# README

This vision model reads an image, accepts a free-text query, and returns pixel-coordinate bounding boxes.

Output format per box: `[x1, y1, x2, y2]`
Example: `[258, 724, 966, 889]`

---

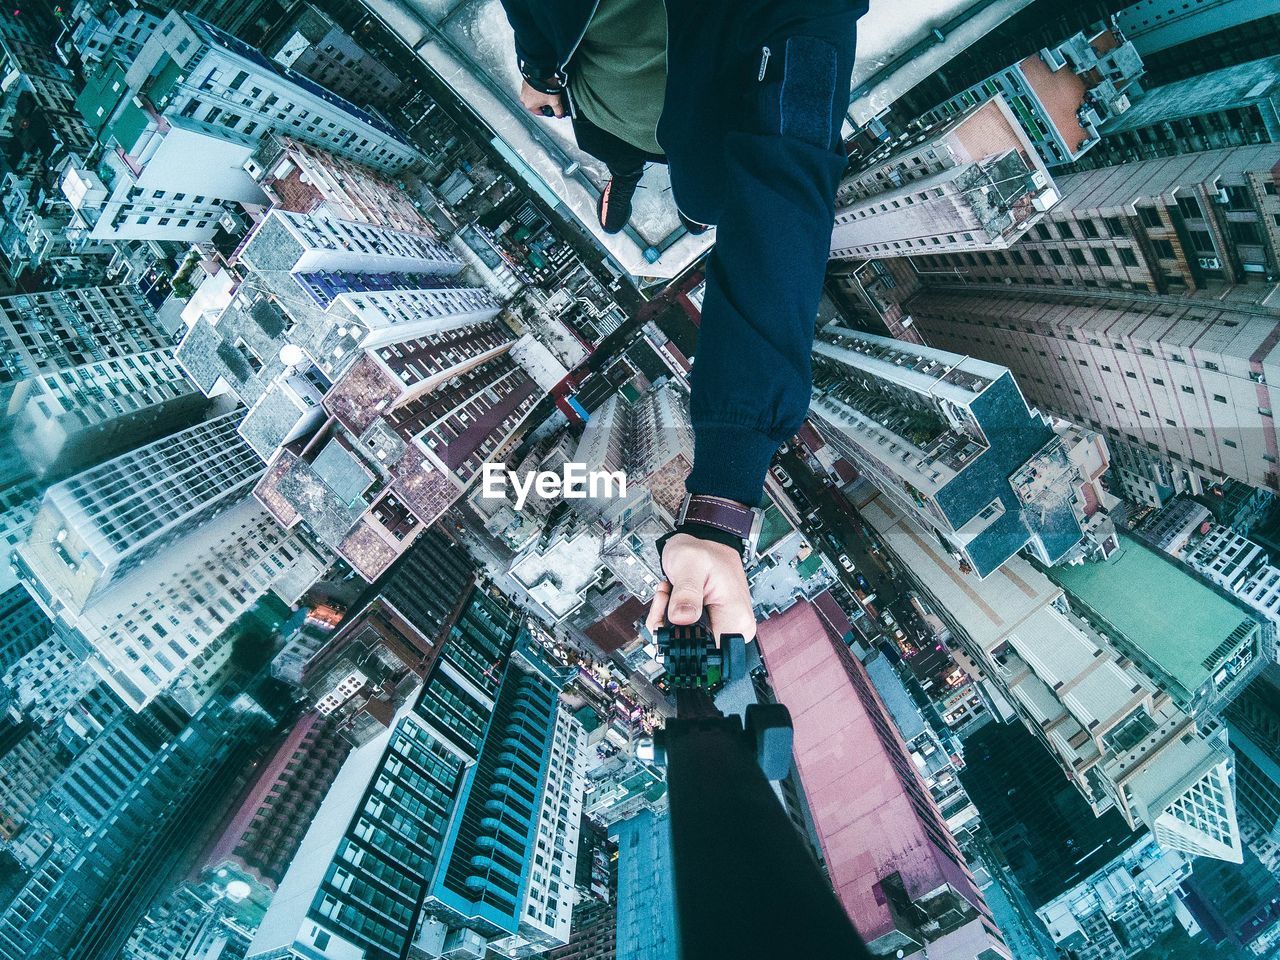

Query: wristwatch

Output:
[672, 494, 763, 563]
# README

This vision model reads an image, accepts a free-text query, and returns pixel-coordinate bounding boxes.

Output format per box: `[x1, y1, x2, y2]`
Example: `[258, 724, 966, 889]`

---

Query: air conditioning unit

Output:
[1198, 257, 1221, 270]
[1032, 188, 1060, 212]
[1030, 169, 1050, 190]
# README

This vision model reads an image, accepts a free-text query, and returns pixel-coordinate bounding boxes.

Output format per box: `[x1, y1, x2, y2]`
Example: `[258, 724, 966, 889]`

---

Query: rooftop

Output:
[1099, 54, 1280, 135]
[1047, 533, 1259, 700]
[756, 599, 981, 946]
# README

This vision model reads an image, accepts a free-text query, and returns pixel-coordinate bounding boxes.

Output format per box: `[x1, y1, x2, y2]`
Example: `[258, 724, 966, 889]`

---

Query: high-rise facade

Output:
[861, 496, 1253, 863]
[1062, 54, 1280, 172]
[905, 271, 1280, 505]
[262, 6, 405, 117]
[0, 286, 169, 408]
[247, 589, 587, 960]
[205, 711, 354, 888]
[830, 97, 1059, 261]
[8, 347, 210, 479]
[808, 326, 1105, 576]
[1224, 668, 1280, 846]
[247, 135, 428, 233]
[17, 493, 326, 711]
[572, 380, 693, 520]
[903, 144, 1280, 295]
[15, 412, 263, 613]
[298, 526, 477, 741]
[0, 689, 273, 960]
[1114, 0, 1280, 82]
[62, 10, 423, 243]
[754, 597, 1012, 958]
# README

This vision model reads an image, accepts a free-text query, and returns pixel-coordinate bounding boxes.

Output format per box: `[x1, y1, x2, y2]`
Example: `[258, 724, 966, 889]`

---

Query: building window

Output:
[1119, 247, 1138, 267]
[1151, 239, 1176, 258]
[1224, 185, 1252, 211]
[1175, 196, 1203, 219]
[1069, 248, 1087, 266]
[1138, 207, 1163, 228]
[1093, 248, 1112, 266]
[1057, 222, 1075, 240]
[1079, 219, 1099, 239]
[1049, 249, 1064, 265]
[1105, 216, 1124, 236]
[1214, 394, 1228, 404]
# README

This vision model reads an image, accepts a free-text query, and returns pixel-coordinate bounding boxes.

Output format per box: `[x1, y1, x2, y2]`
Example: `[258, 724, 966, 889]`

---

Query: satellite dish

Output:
[279, 344, 305, 367]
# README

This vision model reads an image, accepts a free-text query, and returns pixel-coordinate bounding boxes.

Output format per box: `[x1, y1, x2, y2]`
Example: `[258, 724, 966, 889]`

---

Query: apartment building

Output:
[919, 23, 1144, 167]
[863, 496, 1251, 863]
[808, 326, 1105, 576]
[906, 287, 1280, 506]
[831, 97, 1059, 261]
[903, 145, 1280, 293]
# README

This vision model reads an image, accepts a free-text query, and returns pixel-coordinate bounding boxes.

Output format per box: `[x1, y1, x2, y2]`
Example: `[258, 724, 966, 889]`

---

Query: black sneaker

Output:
[678, 209, 711, 236]
[598, 174, 640, 234]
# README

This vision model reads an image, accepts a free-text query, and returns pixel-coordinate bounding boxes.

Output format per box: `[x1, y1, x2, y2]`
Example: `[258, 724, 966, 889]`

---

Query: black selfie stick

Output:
[653, 622, 873, 960]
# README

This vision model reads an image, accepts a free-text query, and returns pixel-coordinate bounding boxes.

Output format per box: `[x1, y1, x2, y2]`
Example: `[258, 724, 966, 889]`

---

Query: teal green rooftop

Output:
[756, 503, 791, 554]
[1047, 533, 1259, 699]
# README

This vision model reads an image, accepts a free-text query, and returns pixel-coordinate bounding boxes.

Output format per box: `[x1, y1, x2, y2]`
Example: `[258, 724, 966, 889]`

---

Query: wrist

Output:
[522, 71, 564, 95]
[663, 522, 747, 558]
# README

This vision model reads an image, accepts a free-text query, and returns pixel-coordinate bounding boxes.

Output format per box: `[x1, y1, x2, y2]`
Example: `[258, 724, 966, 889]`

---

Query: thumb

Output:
[667, 576, 704, 626]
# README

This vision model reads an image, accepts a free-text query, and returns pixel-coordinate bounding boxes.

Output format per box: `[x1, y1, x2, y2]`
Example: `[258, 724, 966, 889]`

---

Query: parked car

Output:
[770, 465, 793, 488]
[838, 554, 855, 573]
[854, 573, 871, 591]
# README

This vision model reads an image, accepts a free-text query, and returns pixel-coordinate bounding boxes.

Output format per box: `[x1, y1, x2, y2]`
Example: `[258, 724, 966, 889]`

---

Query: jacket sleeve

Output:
[497, 0, 562, 84]
[685, 32, 854, 508]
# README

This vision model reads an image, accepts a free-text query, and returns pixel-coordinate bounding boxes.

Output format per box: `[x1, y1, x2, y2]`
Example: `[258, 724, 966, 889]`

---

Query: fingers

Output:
[667, 576, 705, 626]
[707, 598, 757, 643]
[524, 97, 566, 118]
[646, 581, 671, 634]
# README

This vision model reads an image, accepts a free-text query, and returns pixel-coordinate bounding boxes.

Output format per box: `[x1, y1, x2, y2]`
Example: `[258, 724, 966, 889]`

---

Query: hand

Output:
[646, 533, 756, 641]
[520, 80, 567, 118]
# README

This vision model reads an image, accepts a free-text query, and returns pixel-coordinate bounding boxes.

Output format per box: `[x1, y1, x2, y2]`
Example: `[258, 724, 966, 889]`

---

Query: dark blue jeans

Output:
[571, 111, 665, 183]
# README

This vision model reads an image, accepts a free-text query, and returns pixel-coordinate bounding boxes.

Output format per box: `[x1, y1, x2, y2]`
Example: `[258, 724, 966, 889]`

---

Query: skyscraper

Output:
[905, 285, 1280, 507]
[830, 97, 1060, 261]
[903, 144, 1280, 295]
[754, 597, 1012, 958]
[16, 494, 327, 711]
[62, 10, 423, 242]
[0, 689, 273, 960]
[808, 326, 1106, 576]
[1114, 0, 1280, 83]
[1062, 54, 1280, 172]
[247, 588, 587, 960]
[176, 201, 533, 581]
[9, 347, 211, 479]
[919, 22, 1144, 168]
[298, 526, 477, 741]
[861, 495, 1253, 862]
[0, 286, 169, 408]
[15, 412, 263, 614]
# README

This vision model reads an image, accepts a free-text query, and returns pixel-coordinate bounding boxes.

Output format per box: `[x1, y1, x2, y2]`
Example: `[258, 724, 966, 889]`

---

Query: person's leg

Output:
[571, 113, 659, 234]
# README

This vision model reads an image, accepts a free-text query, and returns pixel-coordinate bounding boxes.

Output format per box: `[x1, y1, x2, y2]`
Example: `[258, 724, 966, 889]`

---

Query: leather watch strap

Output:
[680, 495, 756, 540]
